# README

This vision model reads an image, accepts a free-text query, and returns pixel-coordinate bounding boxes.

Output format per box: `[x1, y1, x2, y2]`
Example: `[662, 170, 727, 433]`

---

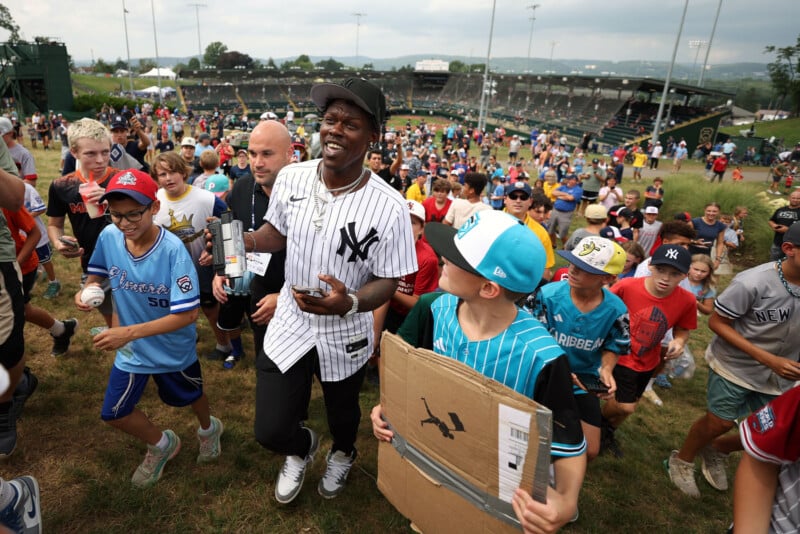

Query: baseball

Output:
[80, 285, 105, 308]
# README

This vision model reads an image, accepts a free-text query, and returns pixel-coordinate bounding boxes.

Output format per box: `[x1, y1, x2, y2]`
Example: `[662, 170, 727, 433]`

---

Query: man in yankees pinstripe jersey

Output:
[239, 78, 417, 503]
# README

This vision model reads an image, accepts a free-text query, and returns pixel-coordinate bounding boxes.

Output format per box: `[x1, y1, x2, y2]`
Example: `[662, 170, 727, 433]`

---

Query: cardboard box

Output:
[377, 332, 552, 533]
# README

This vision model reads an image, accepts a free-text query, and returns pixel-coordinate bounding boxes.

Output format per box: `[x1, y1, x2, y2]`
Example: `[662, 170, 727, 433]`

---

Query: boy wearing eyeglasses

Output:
[75, 169, 224, 489]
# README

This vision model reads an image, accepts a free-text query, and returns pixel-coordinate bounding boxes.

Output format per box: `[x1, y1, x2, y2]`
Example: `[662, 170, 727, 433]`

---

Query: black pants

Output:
[254, 346, 366, 458]
[649, 157, 659, 170]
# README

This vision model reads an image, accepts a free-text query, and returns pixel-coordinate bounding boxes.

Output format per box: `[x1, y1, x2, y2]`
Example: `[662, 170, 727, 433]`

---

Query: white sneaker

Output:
[0, 476, 41, 534]
[318, 449, 357, 499]
[274, 427, 318, 504]
[666, 450, 700, 498]
[699, 446, 729, 491]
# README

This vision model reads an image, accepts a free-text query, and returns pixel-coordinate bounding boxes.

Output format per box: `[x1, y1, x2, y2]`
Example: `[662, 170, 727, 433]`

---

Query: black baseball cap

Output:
[783, 222, 800, 244]
[650, 244, 690, 274]
[310, 78, 387, 128]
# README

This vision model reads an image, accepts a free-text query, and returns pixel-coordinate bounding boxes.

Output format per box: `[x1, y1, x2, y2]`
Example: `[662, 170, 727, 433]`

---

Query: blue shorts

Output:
[706, 369, 776, 422]
[35, 243, 53, 264]
[100, 360, 204, 421]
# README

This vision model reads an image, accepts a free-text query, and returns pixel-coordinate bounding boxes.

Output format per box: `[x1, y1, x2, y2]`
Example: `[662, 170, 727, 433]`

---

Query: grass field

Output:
[8, 136, 780, 533]
[718, 116, 800, 144]
[72, 73, 177, 95]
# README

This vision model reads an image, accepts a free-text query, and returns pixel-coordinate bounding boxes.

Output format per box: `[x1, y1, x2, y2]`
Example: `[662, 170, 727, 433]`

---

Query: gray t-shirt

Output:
[0, 136, 20, 262]
[709, 262, 800, 395]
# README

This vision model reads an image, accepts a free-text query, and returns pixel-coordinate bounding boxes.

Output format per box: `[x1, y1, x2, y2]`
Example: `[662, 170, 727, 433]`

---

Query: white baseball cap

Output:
[406, 200, 426, 223]
[425, 210, 545, 293]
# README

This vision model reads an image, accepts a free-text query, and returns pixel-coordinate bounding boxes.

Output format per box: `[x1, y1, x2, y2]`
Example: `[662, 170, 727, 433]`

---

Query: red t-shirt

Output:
[2, 206, 39, 275]
[712, 158, 728, 173]
[610, 276, 697, 372]
[390, 238, 440, 315]
[422, 196, 451, 223]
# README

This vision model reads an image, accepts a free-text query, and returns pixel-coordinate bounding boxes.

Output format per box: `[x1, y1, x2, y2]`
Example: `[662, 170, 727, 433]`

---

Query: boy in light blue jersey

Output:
[76, 169, 223, 489]
[527, 236, 630, 461]
[372, 210, 586, 532]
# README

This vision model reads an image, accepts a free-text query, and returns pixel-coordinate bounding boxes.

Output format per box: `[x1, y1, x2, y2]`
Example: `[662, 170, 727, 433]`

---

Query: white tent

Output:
[140, 67, 176, 80]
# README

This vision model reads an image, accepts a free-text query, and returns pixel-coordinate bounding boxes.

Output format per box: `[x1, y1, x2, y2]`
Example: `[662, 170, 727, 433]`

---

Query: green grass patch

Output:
[718, 116, 800, 144]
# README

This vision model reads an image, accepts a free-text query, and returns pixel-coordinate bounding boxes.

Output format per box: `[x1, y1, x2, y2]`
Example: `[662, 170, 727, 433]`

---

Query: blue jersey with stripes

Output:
[529, 281, 630, 395]
[400, 292, 586, 458]
[87, 225, 200, 373]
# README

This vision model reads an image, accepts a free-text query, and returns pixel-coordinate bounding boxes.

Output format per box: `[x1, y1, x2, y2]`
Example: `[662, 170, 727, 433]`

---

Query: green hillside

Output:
[719, 117, 800, 144]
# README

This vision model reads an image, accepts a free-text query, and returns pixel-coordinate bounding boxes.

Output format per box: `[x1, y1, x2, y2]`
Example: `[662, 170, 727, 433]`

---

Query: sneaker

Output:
[0, 405, 18, 458]
[318, 449, 357, 499]
[222, 354, 240, 370]
[275, 427, 319, 504]
[12, 368, 38, 419]
[131, 430, 181, 488]
[197, 416, 224, 463]
[0, 476, 41, 534]
[205, 347, 231, 361]
[642, 388, 663, 407]
[600, 423, 624, 459]
[654, 374, 672, 389]
[699, 446, 729, 491]
[51, 318, 78, 356]
[666, 450, 700, 498]
[42, 280, 61, 300]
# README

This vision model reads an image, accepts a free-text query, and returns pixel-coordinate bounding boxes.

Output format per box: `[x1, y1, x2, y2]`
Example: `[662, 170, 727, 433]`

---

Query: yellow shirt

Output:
[633, 153, 648, 168]
[542, 181, 558, 202]
[523, 214, 555, 269]
[406, 183, 427, 203]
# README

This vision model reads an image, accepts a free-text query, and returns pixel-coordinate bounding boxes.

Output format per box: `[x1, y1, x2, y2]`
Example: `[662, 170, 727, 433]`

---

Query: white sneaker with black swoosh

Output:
[0, 476, 41, 534]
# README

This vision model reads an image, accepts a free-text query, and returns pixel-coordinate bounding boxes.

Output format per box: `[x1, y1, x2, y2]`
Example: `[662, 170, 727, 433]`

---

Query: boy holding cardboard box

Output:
[371, 210, 586, 532]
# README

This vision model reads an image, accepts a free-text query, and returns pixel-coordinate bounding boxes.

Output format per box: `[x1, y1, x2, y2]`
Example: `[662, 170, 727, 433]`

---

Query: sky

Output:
[3, 0, 797, 67]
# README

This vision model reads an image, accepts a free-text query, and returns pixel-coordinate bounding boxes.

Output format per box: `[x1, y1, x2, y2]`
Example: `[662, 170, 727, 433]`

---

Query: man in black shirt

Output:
[109, 115, 150, 172]
[211, 120, 291, 369]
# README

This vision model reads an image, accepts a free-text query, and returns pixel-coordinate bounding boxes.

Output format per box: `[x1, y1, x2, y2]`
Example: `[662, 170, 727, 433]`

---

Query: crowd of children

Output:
[1, 92, 797, 534]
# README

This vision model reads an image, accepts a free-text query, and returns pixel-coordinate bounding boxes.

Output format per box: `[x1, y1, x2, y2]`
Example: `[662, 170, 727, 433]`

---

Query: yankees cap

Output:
[557, 236, 626, 276]
[425, 210, 545, 293]
[649, 244, 691, 274]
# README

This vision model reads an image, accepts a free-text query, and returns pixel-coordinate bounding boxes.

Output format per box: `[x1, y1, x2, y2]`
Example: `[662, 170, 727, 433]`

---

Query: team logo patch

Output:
[750, 405, 775, 434]
[117, 172, 138, 186]
[176, 275, 193, 293]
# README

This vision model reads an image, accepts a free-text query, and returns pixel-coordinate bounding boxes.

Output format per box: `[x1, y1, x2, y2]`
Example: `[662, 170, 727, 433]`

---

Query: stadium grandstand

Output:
[176, 67, 733, 148]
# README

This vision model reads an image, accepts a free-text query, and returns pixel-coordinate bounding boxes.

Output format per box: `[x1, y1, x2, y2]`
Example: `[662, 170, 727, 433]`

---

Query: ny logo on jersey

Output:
[337, 222, 379, 262]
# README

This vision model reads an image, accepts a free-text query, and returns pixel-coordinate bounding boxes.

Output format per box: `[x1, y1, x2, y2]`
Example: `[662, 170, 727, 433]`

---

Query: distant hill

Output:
[74, 55, 769, 82]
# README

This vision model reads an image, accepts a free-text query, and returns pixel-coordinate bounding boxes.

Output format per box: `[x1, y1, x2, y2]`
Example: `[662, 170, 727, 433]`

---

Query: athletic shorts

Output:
[81, 273, 113, 317]
[574, 391, 601, 427]
[612, 364, 655, 404]
[35, 243, 53, 264]
[706, 369, 776, 422]
[581, 191, 599, 202]
[21, 269, 36, 303]
[550, 209, 575, 240]
[217, 294, 250, 331]
[196, 264, 216, 308]
[0, 262, 24, 369]
[101, 360, 204, 421]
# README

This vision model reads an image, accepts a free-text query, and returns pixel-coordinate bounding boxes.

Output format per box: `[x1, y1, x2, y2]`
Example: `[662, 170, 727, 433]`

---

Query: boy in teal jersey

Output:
[371, 210, 586, 532]
[528, 236, 630, 461]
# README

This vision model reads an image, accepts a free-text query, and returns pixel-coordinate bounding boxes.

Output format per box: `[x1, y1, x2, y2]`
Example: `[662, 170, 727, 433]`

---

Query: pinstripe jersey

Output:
[400, 292, 587, 458]
[263, 159, 418, 381]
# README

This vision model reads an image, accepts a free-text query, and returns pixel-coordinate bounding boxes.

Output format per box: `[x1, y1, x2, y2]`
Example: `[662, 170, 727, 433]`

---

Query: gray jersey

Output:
[709, 262, 800, 395]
